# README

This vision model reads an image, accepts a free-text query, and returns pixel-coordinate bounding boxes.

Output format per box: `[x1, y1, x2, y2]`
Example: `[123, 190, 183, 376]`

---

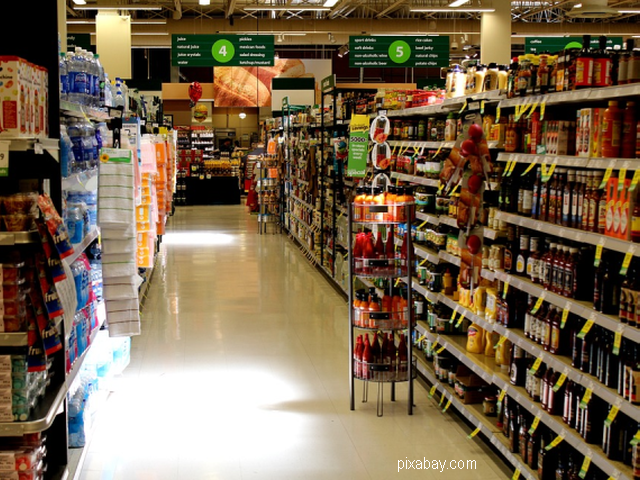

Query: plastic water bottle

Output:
[86, 51, 96, 107]
[80, 118, 96, 168]
[59, 53, 68, 102]
[114, 80, 125, 109]
[68, 48, 87, 105]
[67, 119, 84, 172]
[94, 54, 105, 108]
[66, 52, 75, 99]
[60, 124, 72, 177]
[103, 73, 113, 107]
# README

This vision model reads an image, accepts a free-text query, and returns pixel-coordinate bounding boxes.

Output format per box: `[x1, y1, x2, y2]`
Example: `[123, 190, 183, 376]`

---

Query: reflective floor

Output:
[79, 206, 511, 480]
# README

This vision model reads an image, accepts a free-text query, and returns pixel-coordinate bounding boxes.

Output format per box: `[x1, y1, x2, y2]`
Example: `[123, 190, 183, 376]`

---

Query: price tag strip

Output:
[620, 245, 637, 276]
[529, 357, 543, 375]
[630, 170, 640, 192]
[599, 166, 614, 189]
[580, 387, 593, 409]
[528, 415, 541, 435]
[594, 239, 605, 268]
[577, 319, 595, 340]
[442, 398, 452, 413]
[530, 294, 546, 315]
[468, 426, 481, 439]
[552, 370, 568, 392]
[613, 325, 624, 356]
[429, 385, 437, 398]
[512, 468, 521, 480]
[604, 404, 620, 428]
[544, 434, 564, 451]
[578, 455, 592, 479]
[561, 302, 571, 329]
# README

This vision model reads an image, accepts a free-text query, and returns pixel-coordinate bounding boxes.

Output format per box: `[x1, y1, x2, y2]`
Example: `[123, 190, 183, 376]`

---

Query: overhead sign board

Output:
[525, 36, 623, 53]
[349, 36, 449, 68]
[172, 34, 275, 67]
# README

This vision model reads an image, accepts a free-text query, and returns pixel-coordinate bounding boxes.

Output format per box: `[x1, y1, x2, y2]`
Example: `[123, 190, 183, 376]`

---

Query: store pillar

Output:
[480, 0, 511, 65]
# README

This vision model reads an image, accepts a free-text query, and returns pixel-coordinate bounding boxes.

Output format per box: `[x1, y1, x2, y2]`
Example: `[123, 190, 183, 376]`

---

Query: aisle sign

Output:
[67, 34, 93, 52]
[349, 36, 450, 68]
[525, 36, 623, 54]
[346, 115, 370, 178]
[172, 34, 274, 67]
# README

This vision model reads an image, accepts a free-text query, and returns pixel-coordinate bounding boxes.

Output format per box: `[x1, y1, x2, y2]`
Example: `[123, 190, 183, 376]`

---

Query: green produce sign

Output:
[349, 36, 449, 68]
[346, 115, 370, 178]
[172, 34, 274, 67]
[321, 74, 336, 93]
[525, 36, 623, 54]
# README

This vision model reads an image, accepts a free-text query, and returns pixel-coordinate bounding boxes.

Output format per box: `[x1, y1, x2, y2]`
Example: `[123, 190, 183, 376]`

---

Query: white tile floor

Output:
[79, 205, 511, 480]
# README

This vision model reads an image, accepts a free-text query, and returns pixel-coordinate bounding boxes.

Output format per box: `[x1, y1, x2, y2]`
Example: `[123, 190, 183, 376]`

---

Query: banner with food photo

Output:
[213, 59, 330, 107]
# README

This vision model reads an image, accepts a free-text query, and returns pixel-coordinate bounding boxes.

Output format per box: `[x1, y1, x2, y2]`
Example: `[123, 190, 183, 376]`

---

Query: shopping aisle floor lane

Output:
[79, 206, 511, 480]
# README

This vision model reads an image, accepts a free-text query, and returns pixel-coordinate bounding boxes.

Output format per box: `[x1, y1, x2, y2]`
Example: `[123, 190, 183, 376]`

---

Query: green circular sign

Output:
[212, 39, 235, 63]
[388, 40, 411, 64]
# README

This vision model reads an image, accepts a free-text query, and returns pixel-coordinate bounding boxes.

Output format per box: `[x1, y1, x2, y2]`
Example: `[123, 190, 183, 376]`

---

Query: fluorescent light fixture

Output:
[239, 112, 247, 119]
[618, 8, 640, 12]
[324, 0, 340, 6]
[67, 18, 167, 24]
[73, 4, 162, 10]
[199, 0, 211, 4]
[448, 0, 470, 6]
[410, 7, 495, 11]
[244, 5, 330, 10]
[573, 2, 582, 6]
[73, 0, 87, 4]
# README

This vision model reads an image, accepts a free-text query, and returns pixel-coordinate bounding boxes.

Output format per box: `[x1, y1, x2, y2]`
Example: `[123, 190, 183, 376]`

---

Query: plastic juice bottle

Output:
[601, 101, 622, 158]
[362, 234, 375, 275]
[363, 188, 374, 222]
[373, 187, 386, 222]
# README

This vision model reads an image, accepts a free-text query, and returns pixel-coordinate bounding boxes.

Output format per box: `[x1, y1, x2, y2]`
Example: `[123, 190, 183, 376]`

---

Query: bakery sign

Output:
[171, 34, 275, 67]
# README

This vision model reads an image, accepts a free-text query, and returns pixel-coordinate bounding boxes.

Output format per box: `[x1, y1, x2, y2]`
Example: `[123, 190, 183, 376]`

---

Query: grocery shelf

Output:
[414, 243, 441, 264]
[66, 304, 106, 389]
[64, 227, 100, 265]
[289, 214, 316, 233]
[2, 137, 59, 155]
[0, 332, 28, 347]
[413, 353, 538, 480]
[386, 90, 505, 118]
[290, 193, 315, 211]
[0, 231, 39, 246]
[415, 212, 440, 225]
[497, 152, 640, 170]
[415, 212, 502, 241]
[491, 268, 640, 344]
[437, 251, 495, 281]
[498, 83, 640, 109]
[494, 211, 640, 260]
[410, 277, 441, 304]
[390, 172, 440, 187]
[0, 380, 67, 436]
[60, 100, 111, 121]
[388, 140, 456, 150]
[288, 229, 319, 265]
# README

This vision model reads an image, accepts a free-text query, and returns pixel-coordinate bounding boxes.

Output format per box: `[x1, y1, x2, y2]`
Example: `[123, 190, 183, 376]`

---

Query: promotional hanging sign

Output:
[349, 36, 449, 68]
[525, 36, 623, 53]
[346, 114, 370, 178]
[172, 34, 275, 67]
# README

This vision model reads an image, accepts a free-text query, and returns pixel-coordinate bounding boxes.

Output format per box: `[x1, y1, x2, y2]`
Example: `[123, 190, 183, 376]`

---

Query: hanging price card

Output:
[455, 315, 464, 328]
[580, 388, 593, 409]
[561, 303, 571, 329]
[417, 335, 426, 344]
[529, 357, 543, 375]
[528, 416, 541, 435]
[496, 107, 501, 123]
[395, 278, 402, 287]
[420, 257, 429, 266]
[531, 294, 545, 315]
[498, 389, 507, 403]
[503, 280, 510, 299]
[630, 170, 640, 192]
[442, 398, 452, 412]
[528, 102, 539, 118]
[546, 162, 557, 178]
[613, 327, 623, 356]
[418, 219, 429, 229]
[599, 167, 613, 189]
[619, 168, 628, 192]
[439, 394, 445, 407]
[512, 468, 521, 480]
[630, 430, 640, 446]
[450, 183, 460, 196]
[436, 345, 446, 354]
[429, 385, 437, 398]
[604, 405, 620, 427]
[594, 242, 604, 267]
[540, 102, 546, 120]
[514, 105, 522, 121]
[544, 434, 564, 451]
[430, 341, 439, 352]
[494, 336, 507, 349]
[577, 319, 595, 340]
[521, 160, 538, 176]
[481, 100, 486, 115]
[459, 100, 468, 114]
[468, 426, 481, 439]
[552, 371, 568, 392]
[578, 456, 591, 479]
[450, 307, 460, 323]
[620, 246, 637, 276]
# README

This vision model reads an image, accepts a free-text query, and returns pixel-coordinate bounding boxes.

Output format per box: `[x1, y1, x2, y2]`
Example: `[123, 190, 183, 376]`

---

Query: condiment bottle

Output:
[593, 35, 612, 87]
[601, 101, 623, 158]
[623, 101, 637, 158]
[575, 34, 594, 89]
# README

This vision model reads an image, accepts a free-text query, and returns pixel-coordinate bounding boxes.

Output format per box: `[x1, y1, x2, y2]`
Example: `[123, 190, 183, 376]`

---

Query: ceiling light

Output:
[329, 33, 336, 44]
[199, 0, 211, 4]
[73, 4, 162, 10]
[323, 0, 340, 6]
[410, 7, 495, 11]
[244, 5, 330, 10]
[338, 44, 349, 57]
[239, 112, 247, 119]
[448, 0, 470, 6]
[277, 34, 284, 43]
[573, 2, 582, 6]
[73, 0, 87, 4]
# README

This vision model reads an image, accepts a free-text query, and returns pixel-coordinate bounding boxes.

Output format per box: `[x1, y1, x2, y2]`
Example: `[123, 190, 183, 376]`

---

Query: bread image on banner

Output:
[214, 59, 307, 107]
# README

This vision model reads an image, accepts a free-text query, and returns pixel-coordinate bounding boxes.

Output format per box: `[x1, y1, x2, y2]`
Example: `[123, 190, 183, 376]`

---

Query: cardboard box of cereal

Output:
[0, 57, 32, 137]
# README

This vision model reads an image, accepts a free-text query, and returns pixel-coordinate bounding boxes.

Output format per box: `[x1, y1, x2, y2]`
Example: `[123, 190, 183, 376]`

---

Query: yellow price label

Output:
[619, 168, 628, 192]
[417, 335, 426, 343]
[468, 426, 481, 439]
[508, 159, 518, 176]
[459, 100, 468, 114]
[502, 281, 509, 299]
[395, 278, 402, 287]
[481, 100, 486, 114]
[512, 469, 521, 480]
[630, 429, 640, 446]
[496, 106, 501, 123]
[420, 257, 429, 266]
[614, 330, 623, 355]
[579, 456, 591, 479]
[621, 248, 636, 276]
[561, 307, 570, 329]
[594, 243, 604, 268]
[546, 162, 557, 178]
[544, 435, 564, 451]
[429, 385, 437, 398]
[449, 183, 460, 196]
[528, 416, 541, 435]
[521, 160, 538, 176]
[442, 398, 452, 412]
[577, 320, 595, 340]
[430, 341, 439, 352]
[552, 372, 567, 392]
[455, 315, 464, 328]
[418, 219, 429, 229]
[580, 388, 593, 409]
[494, 336, 507, 350]
[436, 345, 447, 355]
[529, 357, 543, 375]
[514, 105, 522, 121]
[435, 143, 444, 156]
[528, 102, 539, 118]
[600, 167, 613, 189]
[540, 102, 546, 120]
[531, 295, 545, 315]
[604, 405, 620, 427]
[450, 307, 460, 323]
[630, 170, 640, 192]
[498, 389, 506, 402]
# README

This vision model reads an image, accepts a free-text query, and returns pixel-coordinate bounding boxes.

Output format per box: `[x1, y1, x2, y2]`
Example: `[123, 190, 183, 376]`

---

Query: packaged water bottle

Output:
[103, 73, 113, 107]
[69, 48, 87, 105]
[81, 119, 96, 169]
[85, 51, 95, 107]
[59, 53, 68, 102]
[65, 206, 82, 244]
[67, 119, 85, 172]
[60, 124, 73, 177]
[114, 81, 125, 109]
[65, 52, 75, 99]
[94, 54, 105, 108]
[81, 50, 92, 106]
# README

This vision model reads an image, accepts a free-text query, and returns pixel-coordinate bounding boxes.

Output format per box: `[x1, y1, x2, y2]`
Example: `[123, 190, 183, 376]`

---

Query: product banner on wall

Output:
[525, 36, 623, 53]
[349, 36, 449, 68]
[172, 34, 274, 67]
[214, 59, 331, 107]
[346, 115, 370, 178]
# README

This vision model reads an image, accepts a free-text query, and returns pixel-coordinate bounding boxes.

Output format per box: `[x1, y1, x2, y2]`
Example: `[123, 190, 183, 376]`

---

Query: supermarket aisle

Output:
[79, 206, 510, 480]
